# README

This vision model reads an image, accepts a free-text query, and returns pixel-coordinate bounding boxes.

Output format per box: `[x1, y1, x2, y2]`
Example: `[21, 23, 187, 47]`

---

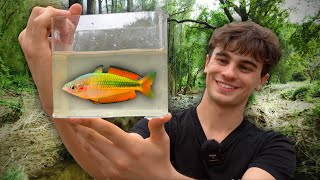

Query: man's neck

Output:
[196, 92, 246, 143]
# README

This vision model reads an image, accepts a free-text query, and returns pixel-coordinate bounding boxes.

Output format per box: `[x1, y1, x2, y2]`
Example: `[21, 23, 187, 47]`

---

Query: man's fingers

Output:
[72, 125, 115, 179]
[69, 3, 83, 15]
[68, 3, 82, 29]
[28, 7, 70, 41]
[74, 124, 121, 159]
[148, 113, 172, 143]
[69, 118, 133, 148]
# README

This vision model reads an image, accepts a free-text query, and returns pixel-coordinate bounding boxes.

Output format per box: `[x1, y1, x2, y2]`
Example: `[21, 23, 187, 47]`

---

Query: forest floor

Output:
[245, 82, 314, 130]
[0, 81, 315, 179]
[0, 92, 65, 179]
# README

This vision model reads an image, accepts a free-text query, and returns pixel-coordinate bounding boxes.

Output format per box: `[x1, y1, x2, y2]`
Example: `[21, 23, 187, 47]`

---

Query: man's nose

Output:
[221, 65, 237, 79]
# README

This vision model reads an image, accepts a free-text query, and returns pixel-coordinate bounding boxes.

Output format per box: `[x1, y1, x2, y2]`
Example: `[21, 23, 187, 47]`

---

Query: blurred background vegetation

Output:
[0, 0, 319, 179]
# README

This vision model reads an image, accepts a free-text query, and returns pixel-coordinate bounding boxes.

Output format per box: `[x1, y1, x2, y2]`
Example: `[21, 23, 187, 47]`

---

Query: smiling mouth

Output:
[216, 81, 238, 89]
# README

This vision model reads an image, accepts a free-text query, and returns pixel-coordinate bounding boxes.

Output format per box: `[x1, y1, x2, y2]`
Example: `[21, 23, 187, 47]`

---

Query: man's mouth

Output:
[216, 81, 238, 89]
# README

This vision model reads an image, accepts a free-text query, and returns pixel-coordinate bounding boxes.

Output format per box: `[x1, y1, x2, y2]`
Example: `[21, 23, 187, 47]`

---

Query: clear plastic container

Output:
[51, 12, 168, 118]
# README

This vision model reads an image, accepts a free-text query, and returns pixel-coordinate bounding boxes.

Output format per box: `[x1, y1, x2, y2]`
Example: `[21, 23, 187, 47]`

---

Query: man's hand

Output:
[18, 3, 107, 178]
[69, 114, 190, 180]
[18, 4, 82, 116]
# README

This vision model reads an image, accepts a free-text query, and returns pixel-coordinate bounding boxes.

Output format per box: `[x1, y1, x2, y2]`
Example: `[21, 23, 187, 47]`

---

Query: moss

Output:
[2, 166, 28, 180]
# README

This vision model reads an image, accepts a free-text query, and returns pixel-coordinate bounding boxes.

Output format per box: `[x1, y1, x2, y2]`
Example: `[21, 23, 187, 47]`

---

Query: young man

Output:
[131, 22, 296, 179]
[19, 3, 295, 180]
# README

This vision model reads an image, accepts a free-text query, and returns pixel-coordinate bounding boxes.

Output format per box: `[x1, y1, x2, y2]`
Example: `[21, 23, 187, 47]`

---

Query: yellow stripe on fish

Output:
[62, 65, 156, 104]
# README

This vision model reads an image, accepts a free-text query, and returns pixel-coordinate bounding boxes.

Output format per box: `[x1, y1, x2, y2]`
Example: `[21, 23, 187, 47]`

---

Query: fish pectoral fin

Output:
[107, 66, 141, 80]
[89, 90, 137, 104]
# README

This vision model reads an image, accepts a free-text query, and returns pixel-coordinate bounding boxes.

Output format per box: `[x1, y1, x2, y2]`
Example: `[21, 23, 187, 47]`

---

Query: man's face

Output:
[204, 47, 269, 107]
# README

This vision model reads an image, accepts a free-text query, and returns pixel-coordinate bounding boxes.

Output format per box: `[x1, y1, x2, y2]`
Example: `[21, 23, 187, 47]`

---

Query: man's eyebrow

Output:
[215, 51, 230, 58]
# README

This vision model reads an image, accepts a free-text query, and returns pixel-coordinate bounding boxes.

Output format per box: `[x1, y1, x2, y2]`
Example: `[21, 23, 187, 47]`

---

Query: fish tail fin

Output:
[139, 72, 156, 98]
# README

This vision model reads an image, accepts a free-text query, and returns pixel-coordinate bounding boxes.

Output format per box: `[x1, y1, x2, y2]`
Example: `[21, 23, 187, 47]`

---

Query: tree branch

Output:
[219, 0, 234, 22]
[169, 6, 193, 18]
[0, 1, 8, 11]
[168, 19, 216, 30]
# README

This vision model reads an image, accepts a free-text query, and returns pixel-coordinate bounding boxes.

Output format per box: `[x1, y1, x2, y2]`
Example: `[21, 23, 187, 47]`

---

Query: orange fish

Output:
[62, 65, 156, 104]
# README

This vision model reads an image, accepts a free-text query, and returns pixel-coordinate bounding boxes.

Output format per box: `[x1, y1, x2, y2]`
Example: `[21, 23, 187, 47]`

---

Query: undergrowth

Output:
[280, 81, 320, 102]
[280, 104, 320, 180]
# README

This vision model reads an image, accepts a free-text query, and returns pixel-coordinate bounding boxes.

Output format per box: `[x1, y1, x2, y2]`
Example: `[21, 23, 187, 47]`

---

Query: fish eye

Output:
[71, 85, 76, 90]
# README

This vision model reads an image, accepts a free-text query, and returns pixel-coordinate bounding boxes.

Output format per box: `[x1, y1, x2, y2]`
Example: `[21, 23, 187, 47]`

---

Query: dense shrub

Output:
[291, 87, 309, 100]
[292, 72, 307, 82]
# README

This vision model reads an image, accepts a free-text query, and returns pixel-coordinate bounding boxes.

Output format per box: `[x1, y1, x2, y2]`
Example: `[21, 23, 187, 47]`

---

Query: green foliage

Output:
[292, 72, 307, 82]
[289, 13, 320, 82]
[306, 104, 320, 126]
[280, 90, 294, 100]
[291, 87, 310, 100]
[0, 95, 23, 125]
[280, 124, 300, 138]
[0, 0, 63, 93]
[280, 81, 320, 102]
[0, 98, 21, 110]
[2, 166, 28, 180]
[310, 81, 320, 98]
[280, 86, 310, 101]
[246, 93, 257, 106]
[294, 105, 320, 180]
[0, 57, 13, 89]
[277, 103, 320, 180]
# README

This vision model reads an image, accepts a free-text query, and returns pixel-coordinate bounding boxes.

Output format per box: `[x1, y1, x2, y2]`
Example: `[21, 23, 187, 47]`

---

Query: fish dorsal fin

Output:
[108, 66, 141, 80]
[94, 65, 104, 73]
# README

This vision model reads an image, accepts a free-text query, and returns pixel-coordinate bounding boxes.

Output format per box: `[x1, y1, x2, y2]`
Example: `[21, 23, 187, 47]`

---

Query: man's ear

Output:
[255, 73, 269, 91]
[204, 54, 210, 73]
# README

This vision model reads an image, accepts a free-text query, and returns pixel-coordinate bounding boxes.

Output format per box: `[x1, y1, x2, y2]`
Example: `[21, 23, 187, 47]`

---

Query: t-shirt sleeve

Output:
[129, 118, 150, 139]
[248, 131, 296, 180]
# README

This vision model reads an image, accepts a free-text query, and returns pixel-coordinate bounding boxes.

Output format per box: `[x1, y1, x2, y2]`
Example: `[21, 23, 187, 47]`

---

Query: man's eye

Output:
[239, 65, 253, 73]
[216, 59, 227, 65]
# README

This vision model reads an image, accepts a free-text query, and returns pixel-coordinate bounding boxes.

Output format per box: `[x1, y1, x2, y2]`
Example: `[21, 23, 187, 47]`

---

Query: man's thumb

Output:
[69, 3, 82, 15]
[148, 113, 172, 143]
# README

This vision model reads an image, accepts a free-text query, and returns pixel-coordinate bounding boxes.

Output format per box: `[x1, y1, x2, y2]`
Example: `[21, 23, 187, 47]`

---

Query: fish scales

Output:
[62, 65, 156, 104]
[89, 74, 141, 89]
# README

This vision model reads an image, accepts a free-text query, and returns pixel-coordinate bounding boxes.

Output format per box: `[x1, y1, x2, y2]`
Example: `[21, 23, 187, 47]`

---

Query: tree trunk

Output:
[87, 0, 96, 14]
[105, 0, 109, 13]
[235, 0, 248, 21]
[168, 23, 175, 96]
[183, 52, 192, 95]
[98, 0, 102, 14]
[168, 22, 177, 96]
[69, 0, 82, 8]
[111, 0, 117, 13]
[127, 0, 133, 12]
[192, 68, 202, 87]
[141, 0, 145, 11]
